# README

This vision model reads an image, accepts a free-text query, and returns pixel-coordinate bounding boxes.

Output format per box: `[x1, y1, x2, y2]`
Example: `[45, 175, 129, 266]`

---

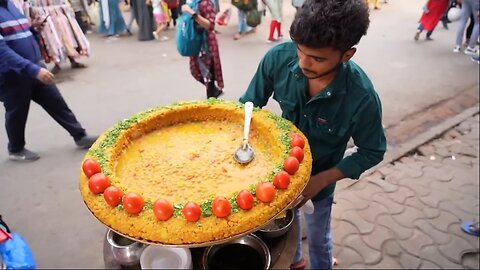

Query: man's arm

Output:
[0, 34, 40, 78]
[335, 93, 387, 179]
[239, 56, 275, 107]
[0, 34, 55, 84]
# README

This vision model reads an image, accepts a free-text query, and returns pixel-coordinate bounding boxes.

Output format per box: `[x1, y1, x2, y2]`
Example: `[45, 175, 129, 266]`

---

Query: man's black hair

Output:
[290, 0, 370, 52]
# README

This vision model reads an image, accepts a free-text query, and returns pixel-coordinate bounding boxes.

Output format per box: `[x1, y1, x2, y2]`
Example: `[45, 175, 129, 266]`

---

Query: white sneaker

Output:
[464, 47, 479, 56]
[453, 45, 461, 53]
[159, 36, 169, 41]
[152, 31, 159, 40]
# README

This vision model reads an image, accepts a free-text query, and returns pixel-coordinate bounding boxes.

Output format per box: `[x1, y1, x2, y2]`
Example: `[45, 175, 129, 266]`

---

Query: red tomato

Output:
[103, 186, 123, 207]
[290, 134, 305, 149]
[122, 192, 145, 214]
[236, 190, 254, 210]
[182, 202, 201, 222]
[82, 159, 102, 178]
[283, 156, 300, 175]
[212, 197, 231, 218]
[88, 173, 110, 194]
[153, 199, 174, 221]
[273, 171, 291, 189]
[290, 146, 304, 162]
[256, 182, 276, 203]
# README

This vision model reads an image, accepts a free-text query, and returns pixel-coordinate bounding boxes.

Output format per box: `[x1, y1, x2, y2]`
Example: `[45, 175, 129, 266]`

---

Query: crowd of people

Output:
[414, 0, 479, 63]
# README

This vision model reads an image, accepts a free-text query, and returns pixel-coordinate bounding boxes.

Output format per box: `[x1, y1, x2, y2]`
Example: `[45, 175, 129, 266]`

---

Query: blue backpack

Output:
[176, 0, 206, 57]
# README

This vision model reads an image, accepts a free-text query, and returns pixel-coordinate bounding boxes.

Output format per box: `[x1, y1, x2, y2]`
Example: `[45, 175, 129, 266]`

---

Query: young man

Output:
[0, 0, 97, 161]
[239, 0, 387, 269]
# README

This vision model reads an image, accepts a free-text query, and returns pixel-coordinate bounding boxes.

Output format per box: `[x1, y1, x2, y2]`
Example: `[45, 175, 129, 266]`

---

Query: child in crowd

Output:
[148, 0, 169, 41]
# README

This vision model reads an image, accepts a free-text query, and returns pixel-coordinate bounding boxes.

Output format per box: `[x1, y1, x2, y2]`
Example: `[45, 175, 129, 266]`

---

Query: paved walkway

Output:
[301, 113, 479, 269]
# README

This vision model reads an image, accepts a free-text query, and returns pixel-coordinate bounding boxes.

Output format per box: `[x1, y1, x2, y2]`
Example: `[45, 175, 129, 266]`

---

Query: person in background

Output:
[98, 0, 128, 39]
[232, 0, 256, 40]
[366, 0, 379, 9]
[0, 0, 97, 161]
[148, 0, 168, 41]
[165, 0, 179, 28]
[291, 0, 305, 11]
[181, 0, 224, 98]
[131, 0, 155, 40]
[69, 0, 91, 33]
[414, 0, 449, 41]
[264, 0, 284, 43]
[453, 0, 479, 55]
[238, 0, 386, 269]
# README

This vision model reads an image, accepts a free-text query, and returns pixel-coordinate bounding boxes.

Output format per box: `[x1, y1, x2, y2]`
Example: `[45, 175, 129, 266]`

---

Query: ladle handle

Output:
[243, 102, 254, 145]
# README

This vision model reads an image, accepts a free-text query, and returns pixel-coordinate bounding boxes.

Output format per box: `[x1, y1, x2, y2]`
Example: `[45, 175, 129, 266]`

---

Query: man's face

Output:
[296, 44, 354, 79]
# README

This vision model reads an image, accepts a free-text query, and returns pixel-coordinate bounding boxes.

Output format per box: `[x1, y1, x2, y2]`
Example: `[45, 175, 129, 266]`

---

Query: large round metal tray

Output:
[80, 100, 311, 247]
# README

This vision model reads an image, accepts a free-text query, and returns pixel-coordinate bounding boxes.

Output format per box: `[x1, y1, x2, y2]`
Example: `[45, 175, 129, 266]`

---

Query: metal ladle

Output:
[234, 102, 255, 164]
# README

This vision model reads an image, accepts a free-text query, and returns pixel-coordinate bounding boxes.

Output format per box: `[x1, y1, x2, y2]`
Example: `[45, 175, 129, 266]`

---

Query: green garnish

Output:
[200, 199, 213, 217]
[173, 203, 184, 218]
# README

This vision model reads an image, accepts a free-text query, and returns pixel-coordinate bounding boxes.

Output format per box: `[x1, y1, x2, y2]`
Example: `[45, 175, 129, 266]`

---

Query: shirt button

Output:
[303, 115, 307, 118]
[328, 128, 332, 132]
[326, 92, 331, 96]
[295, 74, 299, 78]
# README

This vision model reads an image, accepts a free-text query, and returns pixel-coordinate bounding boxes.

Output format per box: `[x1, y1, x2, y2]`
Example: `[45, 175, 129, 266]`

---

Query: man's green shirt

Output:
[239, 42, 387, 201]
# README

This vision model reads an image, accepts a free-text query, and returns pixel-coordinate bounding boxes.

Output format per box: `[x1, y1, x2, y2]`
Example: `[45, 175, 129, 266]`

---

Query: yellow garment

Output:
[367, 0, 379, 8]
[161, 1, 171, 23]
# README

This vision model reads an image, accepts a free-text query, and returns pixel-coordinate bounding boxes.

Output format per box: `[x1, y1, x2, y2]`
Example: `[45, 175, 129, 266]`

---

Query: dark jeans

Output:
[170, 7, 179, 26]
[0, 71, 86, 153]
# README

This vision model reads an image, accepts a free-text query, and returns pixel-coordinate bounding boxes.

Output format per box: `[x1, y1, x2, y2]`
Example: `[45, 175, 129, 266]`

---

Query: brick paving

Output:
[301, 113, 479, 269]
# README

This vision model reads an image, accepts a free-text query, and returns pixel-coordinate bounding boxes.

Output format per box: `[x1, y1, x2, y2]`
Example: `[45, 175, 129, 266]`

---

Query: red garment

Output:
[418, 0, 449, 31]
[189, 0, 224, 90]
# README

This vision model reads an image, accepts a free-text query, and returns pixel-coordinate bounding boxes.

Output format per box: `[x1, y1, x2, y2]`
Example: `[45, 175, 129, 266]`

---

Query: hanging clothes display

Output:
[29, 0, 90, 64]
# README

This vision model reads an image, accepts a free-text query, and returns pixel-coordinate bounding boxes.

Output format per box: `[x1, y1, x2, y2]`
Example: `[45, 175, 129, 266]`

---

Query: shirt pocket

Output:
[313, 121, 348, 145]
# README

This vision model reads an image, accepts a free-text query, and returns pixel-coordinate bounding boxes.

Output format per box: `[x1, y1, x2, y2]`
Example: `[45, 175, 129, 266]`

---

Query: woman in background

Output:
[98, 0, 128, 38]
[414, 0, 449, 41]
[181, 0, 224, 98]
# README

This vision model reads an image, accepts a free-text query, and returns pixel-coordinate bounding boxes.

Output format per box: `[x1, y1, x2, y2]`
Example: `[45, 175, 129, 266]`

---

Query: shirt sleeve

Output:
[335, 92, 387, 179]
[238, 55, 275, 107]
[0, 34, 41, 78]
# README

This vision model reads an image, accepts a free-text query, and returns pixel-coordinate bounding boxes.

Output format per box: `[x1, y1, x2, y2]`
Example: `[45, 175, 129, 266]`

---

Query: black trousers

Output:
[0, 72, 86, 153]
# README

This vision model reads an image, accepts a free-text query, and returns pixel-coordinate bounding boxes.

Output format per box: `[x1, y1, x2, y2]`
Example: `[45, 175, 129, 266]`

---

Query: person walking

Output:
[98, 0, 128, 38]
[453, 0, 479, 55]
[264, 0, 284, 43]
[414, 0, 449, 41]
[0, 0, 97, 161]
[232, 0, 257, 40]
[238, 0, 386, 269]
[181, 0, 224, 98]
[131, 0, 155, 41]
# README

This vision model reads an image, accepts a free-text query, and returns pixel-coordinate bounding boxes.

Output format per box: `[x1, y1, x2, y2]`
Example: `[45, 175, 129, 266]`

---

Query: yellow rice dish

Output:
[79, 100, 312, 246]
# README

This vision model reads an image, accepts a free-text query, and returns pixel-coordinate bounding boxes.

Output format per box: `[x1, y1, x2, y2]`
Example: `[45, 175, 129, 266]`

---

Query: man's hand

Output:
[31, 17, 46, 32]
[291, 167, 344, 208]
[36, 68, 55, 84]
[145, 0, 152, 6]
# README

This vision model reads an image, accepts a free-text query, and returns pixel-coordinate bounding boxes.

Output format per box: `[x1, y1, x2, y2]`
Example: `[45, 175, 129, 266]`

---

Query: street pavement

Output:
[299, 113, 480, 269]
[0, 0, 479, 268]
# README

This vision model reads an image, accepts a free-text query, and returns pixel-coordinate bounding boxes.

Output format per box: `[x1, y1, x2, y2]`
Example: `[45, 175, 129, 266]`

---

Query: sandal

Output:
[50, 65, 61, 74]
[462, 221, 480, 236]
[71, 62, 87, 69]
[290, 258, 306, 270]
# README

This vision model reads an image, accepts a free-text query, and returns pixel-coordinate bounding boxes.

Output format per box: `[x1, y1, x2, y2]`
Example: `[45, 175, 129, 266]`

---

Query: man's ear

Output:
[342, 47, 357, 62]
